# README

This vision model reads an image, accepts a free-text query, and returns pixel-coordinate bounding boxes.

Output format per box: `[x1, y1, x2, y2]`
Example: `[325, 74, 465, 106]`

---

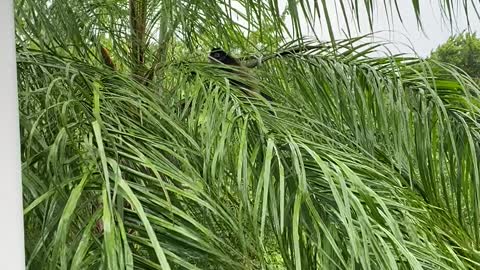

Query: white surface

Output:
[0, 0, 26, 269]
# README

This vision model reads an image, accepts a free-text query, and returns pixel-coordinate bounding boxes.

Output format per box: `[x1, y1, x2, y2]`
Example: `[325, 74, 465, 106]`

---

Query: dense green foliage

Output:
[430, 32, 480, 81]
[16, 0, 480, 269]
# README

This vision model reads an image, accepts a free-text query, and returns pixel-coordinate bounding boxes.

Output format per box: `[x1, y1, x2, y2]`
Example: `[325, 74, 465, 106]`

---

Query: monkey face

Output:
[209, 48, 227, 63]
[209, 48, 239, 66]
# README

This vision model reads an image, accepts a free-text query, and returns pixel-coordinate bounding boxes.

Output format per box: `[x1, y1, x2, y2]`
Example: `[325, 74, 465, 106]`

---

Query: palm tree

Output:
[16, 0, 480, 269]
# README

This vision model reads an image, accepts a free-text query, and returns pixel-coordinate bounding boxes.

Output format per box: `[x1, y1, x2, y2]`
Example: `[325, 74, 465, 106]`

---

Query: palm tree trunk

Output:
[129, 0, 147, 81]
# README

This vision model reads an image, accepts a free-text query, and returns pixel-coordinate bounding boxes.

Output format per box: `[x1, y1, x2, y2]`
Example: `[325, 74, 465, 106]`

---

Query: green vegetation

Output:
[430, 32, 480, 81]
[16, 0, 480, 269]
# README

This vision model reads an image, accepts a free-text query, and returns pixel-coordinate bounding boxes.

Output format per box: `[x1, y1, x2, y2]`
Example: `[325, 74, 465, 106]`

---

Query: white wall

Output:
[0, 0, 26, 269]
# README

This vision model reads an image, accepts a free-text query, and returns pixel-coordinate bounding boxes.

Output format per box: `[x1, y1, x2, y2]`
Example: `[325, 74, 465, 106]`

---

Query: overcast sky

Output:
[279, 1, 480, 57]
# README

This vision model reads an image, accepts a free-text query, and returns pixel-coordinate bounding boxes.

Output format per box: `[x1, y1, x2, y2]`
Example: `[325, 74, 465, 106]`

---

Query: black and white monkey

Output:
[207, 45, 324, 101]
[208, 47, 271, 100]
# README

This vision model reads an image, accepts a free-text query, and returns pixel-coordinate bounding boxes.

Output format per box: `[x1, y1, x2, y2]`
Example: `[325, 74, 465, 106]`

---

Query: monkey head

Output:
[209, 48, 240, 66]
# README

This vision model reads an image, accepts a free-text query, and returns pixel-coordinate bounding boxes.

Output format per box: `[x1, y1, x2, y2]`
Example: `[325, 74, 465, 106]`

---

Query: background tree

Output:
[15, 0, 480, 269]
[430, 32, 480, 81]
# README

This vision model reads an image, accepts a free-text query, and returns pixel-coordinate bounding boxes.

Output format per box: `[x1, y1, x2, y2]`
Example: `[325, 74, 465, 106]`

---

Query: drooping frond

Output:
[16, 0, 480, 269]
